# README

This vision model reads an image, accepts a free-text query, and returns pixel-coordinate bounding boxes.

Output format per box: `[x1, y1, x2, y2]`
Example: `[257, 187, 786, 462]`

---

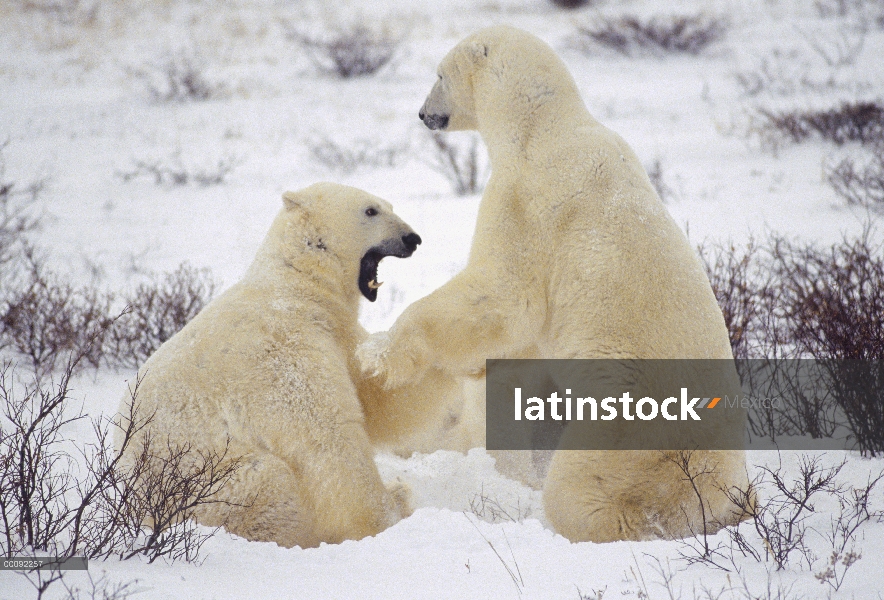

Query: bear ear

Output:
[281, 191, 300, 211]
[467, 41, 488, 62]
[282, 190, 314, 212]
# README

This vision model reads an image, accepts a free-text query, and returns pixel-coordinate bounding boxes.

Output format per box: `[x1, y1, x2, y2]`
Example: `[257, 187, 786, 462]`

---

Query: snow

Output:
[2, 0, 884, 598]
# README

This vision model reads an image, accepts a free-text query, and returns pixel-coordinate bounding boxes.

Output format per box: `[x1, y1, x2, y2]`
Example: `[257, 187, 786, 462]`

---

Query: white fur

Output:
[361, 26, 751, 542]
[115, 183, 418, 548]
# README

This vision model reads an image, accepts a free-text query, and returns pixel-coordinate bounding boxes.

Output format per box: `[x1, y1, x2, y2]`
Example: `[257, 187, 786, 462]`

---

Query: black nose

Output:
[419, 110, 425, 121]
[403, 232, 422, 251]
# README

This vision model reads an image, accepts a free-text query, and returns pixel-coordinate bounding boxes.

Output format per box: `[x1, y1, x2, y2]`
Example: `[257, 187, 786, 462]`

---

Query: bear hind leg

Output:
[543, 450, 748, 543]
[193, 452, 320, 549]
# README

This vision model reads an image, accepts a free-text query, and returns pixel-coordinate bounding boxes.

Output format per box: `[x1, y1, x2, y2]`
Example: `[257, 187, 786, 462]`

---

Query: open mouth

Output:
[358, 234, 421, 302]
[359, 250, 386, 302]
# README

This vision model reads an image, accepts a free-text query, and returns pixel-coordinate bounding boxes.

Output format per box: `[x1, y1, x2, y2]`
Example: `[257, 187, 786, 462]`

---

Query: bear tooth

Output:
[368, 279, 383, 290]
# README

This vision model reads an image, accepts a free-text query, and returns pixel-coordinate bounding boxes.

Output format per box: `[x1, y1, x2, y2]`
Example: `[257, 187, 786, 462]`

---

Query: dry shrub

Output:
[60, 572, 138, 600]
[289, 24, 400, 78]
[727, 455, 844, 570]
[106, 263, 216, 370]
[735, 53, 827, 98]
[1, 357, 241, 590]
[0, 249, 114, 379]
[576, 13, 726, 56]
[825, 147, 884, 210]
[0, 257, 226, 598]
[665, 450, 731, 565]
[0, 152, 222, 598]
[117, 153, 240, 187]
[1, 146, 215, 375]
[130, 54, 226, 103]
[698, 238, 777, 360]
[678, 450, 882, 592]
[773, 227, 884, 361]
[468, 488, 530, 524]
[700, 228, 884, 361]
[426, 132, 486, 196]
[806, 25, 867, 68]
[306, 136, 407, 174]
[772, 229, 884, 454]
[1, 254, 215, 375]
[19, 0, 99, 26]
[815, 0, 884, 25]
[646, 159, 674, 204]
[0, 141, 44, 268]
[550, 0, 592, 8]
[815, 0, 864, 17]
[699, 226, 884, 453]
[755, 100, 884, 146]
[107, 425, 242, 564]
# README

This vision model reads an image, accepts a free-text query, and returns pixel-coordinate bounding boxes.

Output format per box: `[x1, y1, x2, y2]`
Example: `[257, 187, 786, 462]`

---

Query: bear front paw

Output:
[357, 331, 429, 389]
[384, 480, 413, 524]
[356, 331, 393, 377]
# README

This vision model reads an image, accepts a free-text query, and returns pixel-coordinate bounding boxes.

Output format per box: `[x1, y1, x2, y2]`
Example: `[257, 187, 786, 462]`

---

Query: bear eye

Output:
[365, 207, 378, 217]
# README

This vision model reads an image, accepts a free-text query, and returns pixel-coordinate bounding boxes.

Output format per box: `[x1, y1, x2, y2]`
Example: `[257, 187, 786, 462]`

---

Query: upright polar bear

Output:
[359, 26, 750, 543]
[116, 183, 424, 548]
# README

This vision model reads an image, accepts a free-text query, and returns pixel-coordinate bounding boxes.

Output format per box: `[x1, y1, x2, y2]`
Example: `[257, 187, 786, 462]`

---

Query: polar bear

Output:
[358, 26, 750, 543]
[116, 183, 425, 548]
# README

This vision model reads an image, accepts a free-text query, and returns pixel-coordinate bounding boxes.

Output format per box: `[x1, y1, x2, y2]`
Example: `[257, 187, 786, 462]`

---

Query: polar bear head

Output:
[419, 26, 583, 134]
[278, 183, 421, 302]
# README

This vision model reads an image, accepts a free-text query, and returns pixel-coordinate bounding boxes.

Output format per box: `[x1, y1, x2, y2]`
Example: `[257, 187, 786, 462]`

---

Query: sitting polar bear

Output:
[359, 26, 750, 543]
[116, 183, 423, 548]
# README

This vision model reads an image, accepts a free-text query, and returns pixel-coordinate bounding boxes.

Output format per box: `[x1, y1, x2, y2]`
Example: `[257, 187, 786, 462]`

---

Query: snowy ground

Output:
[2, 0, 884, 598]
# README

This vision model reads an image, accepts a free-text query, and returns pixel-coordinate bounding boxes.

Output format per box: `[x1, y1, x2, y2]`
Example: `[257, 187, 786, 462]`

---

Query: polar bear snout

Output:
[419, 75, 453, 130]
[419, 109, 450, 130]
[402, 232, 422, 255]
[370, 231, 422, 259]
